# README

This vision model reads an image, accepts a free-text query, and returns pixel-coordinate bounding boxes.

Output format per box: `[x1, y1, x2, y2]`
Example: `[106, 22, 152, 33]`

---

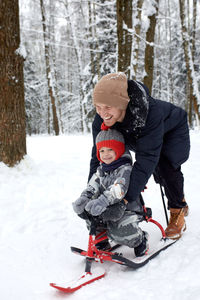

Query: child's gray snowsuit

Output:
[80, 151, 144, 248]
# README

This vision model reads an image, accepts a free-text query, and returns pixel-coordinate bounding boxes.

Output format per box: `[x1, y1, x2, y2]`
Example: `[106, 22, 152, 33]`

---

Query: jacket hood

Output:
[122, 148, 133, 163]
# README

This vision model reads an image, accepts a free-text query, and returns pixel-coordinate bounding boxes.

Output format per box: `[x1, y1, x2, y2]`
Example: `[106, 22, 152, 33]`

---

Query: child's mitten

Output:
[72, 196, 90, 214]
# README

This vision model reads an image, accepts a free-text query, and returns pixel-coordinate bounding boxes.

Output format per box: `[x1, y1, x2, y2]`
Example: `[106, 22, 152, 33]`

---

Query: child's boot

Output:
[134, 231, 149, 257]
[96, 238, 111, 251]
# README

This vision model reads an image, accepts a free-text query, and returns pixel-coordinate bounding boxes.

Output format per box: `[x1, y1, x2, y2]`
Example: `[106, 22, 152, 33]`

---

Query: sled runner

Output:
[50, 197, 177, 293]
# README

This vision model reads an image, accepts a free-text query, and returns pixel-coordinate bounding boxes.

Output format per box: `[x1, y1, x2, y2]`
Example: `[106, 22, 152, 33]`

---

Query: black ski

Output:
[71, 238, 177, 269]
[111, 239, 177, 268]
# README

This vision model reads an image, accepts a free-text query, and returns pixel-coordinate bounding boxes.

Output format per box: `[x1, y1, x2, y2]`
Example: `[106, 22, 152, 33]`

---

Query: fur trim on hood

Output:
[127, 80, 149, 131]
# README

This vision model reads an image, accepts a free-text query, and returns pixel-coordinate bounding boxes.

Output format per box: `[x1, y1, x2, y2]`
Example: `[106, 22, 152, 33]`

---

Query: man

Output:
[88, 72, 190, 240]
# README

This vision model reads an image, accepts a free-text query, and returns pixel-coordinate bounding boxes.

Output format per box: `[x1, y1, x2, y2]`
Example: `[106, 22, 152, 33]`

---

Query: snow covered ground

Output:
[0, 131, 200, 300]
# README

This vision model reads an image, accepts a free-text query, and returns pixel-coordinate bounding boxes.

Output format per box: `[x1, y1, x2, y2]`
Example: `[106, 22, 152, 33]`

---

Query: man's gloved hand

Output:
[72, 196, 90, 214]
[85, 196, 109, 216]
[101, 201, 127, 222]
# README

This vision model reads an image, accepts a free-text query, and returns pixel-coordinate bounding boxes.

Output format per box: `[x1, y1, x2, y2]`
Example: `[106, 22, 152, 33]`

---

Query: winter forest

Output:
[1, 2, 200, 298]
[0, 0, 200, 166]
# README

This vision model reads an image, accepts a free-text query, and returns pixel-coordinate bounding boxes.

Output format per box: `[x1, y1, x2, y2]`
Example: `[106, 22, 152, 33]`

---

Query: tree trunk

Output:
[0, 0, 26, 166]
[49, 0, 63, 133]
[40, 0, 59, 135]
[192, 0, 197, 62]
[88, 1, 95, 79]
[133, 0, 144, 78]
[179, 0, 200, 124]
[167, 0, 174, 103]
[117, 0, 132, 77]
[143, 0, 159, 94]
[64, 1, 89, 133]
[188, 0, 197, 126]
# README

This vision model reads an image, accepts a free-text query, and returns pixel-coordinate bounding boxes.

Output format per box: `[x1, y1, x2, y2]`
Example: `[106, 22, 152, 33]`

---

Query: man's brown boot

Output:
[182, 199, 189, 216]
[165, 208, 186, 240]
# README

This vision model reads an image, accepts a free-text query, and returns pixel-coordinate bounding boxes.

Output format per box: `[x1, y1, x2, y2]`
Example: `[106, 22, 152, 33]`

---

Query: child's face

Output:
[99, 147, 116, 164]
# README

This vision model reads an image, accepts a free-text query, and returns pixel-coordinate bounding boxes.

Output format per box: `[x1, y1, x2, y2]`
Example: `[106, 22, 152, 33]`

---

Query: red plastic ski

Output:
[50, 268, 105, 293]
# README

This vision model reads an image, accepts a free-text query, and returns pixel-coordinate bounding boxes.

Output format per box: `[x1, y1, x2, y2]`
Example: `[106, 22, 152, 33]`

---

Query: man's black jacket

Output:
[89, 80, 190, 204]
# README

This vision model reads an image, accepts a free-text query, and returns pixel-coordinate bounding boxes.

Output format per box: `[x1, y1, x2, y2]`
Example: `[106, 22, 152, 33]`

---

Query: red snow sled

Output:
[50, 195, 176, 293]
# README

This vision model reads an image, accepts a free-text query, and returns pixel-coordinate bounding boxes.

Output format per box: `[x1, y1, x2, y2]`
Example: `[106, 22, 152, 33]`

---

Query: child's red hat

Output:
[96, 123, 125, 162]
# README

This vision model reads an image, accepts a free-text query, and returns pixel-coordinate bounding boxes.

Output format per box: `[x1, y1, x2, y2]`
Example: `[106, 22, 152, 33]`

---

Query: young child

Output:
[72, 124, 148, 257]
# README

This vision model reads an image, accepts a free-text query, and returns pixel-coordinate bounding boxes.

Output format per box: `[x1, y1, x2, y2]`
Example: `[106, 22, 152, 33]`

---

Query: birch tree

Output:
[40, 0, 60, 135]
[63, 1, 89, 132]
[132, 0, 144, 79]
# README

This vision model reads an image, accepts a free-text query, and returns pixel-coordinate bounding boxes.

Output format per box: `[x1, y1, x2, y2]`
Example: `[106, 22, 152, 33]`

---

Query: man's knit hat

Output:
[96, 123, 125, 162]
[93, 72, 130, 110]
